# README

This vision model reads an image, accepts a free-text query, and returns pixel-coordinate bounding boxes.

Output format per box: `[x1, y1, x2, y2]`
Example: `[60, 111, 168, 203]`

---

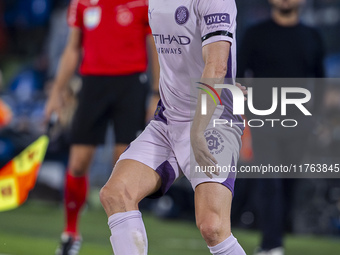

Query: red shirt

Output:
[68, 0, 151, 75]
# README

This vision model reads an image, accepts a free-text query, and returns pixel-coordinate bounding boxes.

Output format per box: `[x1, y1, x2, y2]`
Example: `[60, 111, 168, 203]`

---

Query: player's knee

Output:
[100, 183, 123, 209]
[99, 185, 111, 210]
[100, 181, 133, 212]
[196, 218, 225, 246]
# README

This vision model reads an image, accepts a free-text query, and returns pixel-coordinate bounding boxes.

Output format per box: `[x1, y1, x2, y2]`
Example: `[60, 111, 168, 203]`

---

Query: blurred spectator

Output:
[325, 53, 340, 78]
[45, 0, 70, 80]
[4, 0, 52, 27]
[0, 2, 8, 55]
[3, 0, 52, 56]
[0, 70, 3, 91]
[0, 99, 12, 128]
[44, 0, 159, 254]
[3, 65, 46, 134]
[0, 63, 46, 168]
[238, 0, 325, 255]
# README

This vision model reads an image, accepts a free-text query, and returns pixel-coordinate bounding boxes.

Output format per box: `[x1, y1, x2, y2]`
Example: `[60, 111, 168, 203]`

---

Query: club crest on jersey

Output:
[175, 6, 189, 25]
[117, 7, 134, 26]
[204, 129, 225, 155]
[84, 7, 101, 29]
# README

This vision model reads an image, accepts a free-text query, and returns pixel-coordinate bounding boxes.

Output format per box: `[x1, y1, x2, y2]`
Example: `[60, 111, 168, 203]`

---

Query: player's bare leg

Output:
[100, 159, 161, 255]
[113, 143, 129, 164]
[195, 182, 246, 255]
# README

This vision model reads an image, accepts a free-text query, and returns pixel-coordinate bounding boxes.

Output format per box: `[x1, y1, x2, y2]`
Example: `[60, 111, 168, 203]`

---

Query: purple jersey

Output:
[149, 0, 243, 128]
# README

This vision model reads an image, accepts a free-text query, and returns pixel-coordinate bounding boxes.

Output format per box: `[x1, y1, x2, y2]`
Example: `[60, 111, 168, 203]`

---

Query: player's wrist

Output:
[190, 126, 204, 138]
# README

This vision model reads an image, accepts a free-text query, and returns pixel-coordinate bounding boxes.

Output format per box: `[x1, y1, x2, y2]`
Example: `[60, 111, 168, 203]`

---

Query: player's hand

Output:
[236, 82, 247, 101]
[190, 131, 219, 179]
[44, 87, 64, 125]
[146, 93, 160, 123]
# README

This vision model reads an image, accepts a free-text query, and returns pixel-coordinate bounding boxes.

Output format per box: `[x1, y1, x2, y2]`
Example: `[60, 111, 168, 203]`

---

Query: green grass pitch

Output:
[0, 201, 339, 255]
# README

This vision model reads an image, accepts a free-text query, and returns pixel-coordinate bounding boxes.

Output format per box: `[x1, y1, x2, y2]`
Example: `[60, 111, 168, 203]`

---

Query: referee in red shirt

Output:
[44, 0, 159, 254]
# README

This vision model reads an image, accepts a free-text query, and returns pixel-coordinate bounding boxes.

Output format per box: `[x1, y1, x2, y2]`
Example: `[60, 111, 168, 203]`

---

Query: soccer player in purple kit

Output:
[100, 0, 247, 254]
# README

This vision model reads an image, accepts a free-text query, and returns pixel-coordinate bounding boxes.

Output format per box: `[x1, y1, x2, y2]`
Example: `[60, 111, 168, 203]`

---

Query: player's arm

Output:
[146, 34, 160, 121]
[44, 28, 82, 121]
[190, 41, 231, 178]
[147, 34, 160, 94]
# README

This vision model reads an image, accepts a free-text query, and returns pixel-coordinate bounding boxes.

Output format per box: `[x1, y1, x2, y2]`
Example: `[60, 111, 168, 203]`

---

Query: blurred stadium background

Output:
[0, 0, 340, 254]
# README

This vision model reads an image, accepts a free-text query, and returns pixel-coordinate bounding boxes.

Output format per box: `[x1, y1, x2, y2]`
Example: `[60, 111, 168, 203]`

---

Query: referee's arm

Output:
[45, 28, 82, 121]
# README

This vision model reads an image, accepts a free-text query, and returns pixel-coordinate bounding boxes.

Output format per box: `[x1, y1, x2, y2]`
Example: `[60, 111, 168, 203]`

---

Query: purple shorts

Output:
[118, 109, 242, 198]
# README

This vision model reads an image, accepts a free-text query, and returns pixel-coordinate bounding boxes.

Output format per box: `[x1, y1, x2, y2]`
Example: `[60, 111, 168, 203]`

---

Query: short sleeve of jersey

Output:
[67, 0, 83, 28]
[196, 0, 237, 47]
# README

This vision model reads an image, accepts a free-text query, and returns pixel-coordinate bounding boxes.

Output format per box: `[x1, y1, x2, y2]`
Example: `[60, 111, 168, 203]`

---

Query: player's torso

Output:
[149, 0, 204, 85]
[149, 0, 238, 123]
[149, 0, 205, 121]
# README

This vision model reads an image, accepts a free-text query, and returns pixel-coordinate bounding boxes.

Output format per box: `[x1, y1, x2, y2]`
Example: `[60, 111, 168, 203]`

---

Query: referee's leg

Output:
[60, 75, 109, 240]
[62, 145, 96, 236]
[69, 145, 96, 177]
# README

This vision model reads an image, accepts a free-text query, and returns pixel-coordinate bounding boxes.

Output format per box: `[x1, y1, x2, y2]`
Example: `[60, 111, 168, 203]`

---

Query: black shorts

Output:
[71, 73, 149, 145]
